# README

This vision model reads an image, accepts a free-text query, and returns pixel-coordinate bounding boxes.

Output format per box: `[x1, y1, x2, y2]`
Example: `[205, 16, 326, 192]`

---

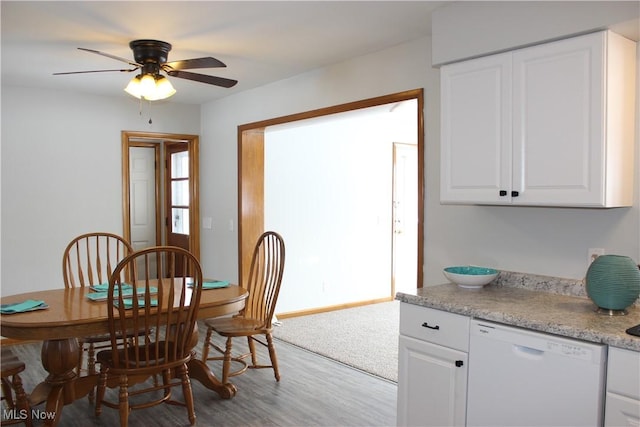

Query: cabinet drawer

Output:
[607, 347, 640, 399]
[399, 303, 470, 351]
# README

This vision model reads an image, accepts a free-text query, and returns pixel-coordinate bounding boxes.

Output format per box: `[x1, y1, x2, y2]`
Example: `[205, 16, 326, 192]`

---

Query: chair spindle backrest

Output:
[243, 231, 285, 328]
[62, 232, 133, 288]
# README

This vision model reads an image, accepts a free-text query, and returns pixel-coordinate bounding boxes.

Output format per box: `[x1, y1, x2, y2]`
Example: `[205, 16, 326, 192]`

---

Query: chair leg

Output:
[1, 377, 15, 409]
[201, 327, 213, 361]
[76, 339, 85, 376]
[222, 337, 233, 384]
[12, 373, 32, 427]
[94, 366, 107, 416]
[118, 375, 129, 427]
[87, 343, 96, 404]
[248, 336, 258, 367]
[266, 333, 280, 381]
[177, 364, 196, 426]
[162, 370, 172, 399]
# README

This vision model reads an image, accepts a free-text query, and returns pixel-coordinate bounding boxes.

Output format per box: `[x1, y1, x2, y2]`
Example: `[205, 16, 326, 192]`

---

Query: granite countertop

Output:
[396, 273, 640, 352]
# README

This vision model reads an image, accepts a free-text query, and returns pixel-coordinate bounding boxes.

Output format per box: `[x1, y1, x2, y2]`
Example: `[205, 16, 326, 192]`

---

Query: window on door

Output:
[170, 150, 190, 235]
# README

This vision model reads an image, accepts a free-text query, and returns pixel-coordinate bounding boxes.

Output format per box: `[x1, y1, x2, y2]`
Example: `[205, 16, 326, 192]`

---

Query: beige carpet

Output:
[272, 300, 399, 382]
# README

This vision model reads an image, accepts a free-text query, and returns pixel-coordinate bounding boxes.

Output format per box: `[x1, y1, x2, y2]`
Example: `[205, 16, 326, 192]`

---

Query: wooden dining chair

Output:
[201, 231, 286, 384]
[1, 347, 32, 427]
[94, 246, 203, 427]
[62, 231, 143, 403]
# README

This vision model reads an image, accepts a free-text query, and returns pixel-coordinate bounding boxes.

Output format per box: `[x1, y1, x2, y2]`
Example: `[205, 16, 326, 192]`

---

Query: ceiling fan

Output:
[54, 39, 238, 100]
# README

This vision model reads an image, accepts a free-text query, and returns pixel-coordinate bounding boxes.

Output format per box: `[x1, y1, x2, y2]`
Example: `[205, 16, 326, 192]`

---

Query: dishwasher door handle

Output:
[513, 344, 544, 359]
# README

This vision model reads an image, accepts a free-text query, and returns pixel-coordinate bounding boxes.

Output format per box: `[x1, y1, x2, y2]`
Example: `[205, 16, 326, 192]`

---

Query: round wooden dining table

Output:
[0, 282, 248, 426]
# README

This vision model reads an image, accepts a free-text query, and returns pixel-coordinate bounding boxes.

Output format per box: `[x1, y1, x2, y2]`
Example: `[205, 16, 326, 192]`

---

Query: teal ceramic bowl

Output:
[443, 266, 500, 289]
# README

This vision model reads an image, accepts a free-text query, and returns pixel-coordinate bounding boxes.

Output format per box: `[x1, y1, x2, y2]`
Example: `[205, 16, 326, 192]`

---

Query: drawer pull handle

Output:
[455, 360, 464, 367]
[421, 322, 439, 330]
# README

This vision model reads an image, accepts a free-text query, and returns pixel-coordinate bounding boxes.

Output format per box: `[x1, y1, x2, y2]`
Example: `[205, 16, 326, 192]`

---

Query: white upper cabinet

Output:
[440, 31, 636, 207]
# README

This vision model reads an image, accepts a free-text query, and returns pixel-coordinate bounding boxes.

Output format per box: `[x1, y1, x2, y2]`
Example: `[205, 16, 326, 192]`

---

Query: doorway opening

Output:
[238, 90, 423, 317]
[393, 142, 418, 295]
[122, 131, 200, 262]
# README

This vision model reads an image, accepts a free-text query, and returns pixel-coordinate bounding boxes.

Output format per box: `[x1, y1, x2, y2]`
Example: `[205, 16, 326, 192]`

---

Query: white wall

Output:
[1, 87, 199, 295]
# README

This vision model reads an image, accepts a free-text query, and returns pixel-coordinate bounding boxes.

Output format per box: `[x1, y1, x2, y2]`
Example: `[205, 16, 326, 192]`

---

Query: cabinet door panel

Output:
[512, 32, 604, 205]
[605, 393, 640, 427]
[441, 53, 512, 204]
[397, 335, 467, 427]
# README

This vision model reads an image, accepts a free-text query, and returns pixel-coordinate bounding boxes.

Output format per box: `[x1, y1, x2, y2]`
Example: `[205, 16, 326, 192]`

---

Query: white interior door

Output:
[129, 146, 157, 251]
[393, 143, 418, 294]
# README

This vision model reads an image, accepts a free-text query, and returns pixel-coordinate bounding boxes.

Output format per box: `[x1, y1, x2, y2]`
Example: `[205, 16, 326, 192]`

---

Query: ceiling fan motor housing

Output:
[130, 39, 172, 68]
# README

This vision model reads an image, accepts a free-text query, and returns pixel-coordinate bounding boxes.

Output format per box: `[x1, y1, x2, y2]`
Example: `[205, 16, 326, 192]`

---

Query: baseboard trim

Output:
[276, 296, 394, 319]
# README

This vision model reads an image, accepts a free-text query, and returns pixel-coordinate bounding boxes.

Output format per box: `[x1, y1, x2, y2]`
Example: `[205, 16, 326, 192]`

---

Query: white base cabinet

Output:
[605, 347, 640, 427]
[397, 303, 469, 427]
[441, 30, 636, 207]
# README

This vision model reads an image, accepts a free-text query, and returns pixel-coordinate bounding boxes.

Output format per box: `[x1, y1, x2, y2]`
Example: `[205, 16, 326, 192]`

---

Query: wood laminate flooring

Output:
[4, 322, 397, 426]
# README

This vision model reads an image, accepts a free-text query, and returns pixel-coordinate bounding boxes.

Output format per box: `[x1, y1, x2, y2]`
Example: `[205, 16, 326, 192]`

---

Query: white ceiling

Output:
[1, 1, 445, 105]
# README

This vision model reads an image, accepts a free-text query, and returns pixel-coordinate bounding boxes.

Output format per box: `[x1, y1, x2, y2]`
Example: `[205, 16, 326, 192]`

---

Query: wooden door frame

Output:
[237, 89, 424, 290]
[122, 131, 200, 261]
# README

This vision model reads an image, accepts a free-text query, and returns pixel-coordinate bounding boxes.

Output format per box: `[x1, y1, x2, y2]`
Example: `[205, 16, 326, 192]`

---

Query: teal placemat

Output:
[0, 299, 48, 314]
[189, 280, 230, 289]
[90, 283, 133, 292]
[114, 298, 158, 309]
[87, 287, 158, 302]
[203, 280, 230, 289]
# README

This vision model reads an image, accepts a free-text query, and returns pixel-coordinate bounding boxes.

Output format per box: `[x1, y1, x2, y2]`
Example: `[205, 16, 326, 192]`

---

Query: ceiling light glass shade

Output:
[124, 75, 143, 99]
[145, 76, 176, 101]
[124, 74, 176, 101]
[139, 74, 156, 97]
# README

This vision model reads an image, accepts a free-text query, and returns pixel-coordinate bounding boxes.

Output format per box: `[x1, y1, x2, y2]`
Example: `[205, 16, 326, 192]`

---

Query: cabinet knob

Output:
[499, 190, 507, 196]
[511, 191, 519, 197]
[455, 360, 464, 367]
[421, 322, 440, 330]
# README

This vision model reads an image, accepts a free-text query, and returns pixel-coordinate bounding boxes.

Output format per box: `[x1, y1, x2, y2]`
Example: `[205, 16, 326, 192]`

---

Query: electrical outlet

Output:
[588, 248, 605, 265]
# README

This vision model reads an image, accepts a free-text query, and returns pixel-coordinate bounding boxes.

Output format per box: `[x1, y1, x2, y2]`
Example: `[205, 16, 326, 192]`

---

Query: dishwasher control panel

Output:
[546, 341, 592, 360]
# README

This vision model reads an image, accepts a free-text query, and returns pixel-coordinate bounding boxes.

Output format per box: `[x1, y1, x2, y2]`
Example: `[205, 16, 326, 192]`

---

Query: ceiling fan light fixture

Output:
[146, 75, 176, 101]
[124, 73, 176, 101]
[140, 73, 156, 96]
[124, 74, 143, 99]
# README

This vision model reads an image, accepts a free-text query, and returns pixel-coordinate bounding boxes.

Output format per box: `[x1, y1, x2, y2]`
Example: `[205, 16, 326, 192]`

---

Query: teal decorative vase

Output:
[586, 255, 640, 313]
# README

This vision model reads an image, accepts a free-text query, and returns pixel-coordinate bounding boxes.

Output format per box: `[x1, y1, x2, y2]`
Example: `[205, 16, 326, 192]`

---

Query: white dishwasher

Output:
[467, 319, 606, 427]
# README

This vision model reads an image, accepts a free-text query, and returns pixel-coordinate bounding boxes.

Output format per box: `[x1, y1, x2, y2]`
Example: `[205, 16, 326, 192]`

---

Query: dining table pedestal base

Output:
[187, 358, 237, 398]
[29, 338, 98, 426]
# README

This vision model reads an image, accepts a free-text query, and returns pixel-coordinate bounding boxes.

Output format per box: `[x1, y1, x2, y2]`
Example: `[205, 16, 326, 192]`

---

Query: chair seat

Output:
[97, 341, 191, 369]
[204, 317, 270, 337]
[0, 348, 25, 377]
[82, 328, 148, 344]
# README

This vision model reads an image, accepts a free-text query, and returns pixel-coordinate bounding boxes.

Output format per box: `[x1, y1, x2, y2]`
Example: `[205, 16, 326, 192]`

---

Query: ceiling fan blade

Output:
[167, 70, 238, 88]
[164, 57, 226, 70]
[78, 47, 141, 67]
[53, 68, 138, 75]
